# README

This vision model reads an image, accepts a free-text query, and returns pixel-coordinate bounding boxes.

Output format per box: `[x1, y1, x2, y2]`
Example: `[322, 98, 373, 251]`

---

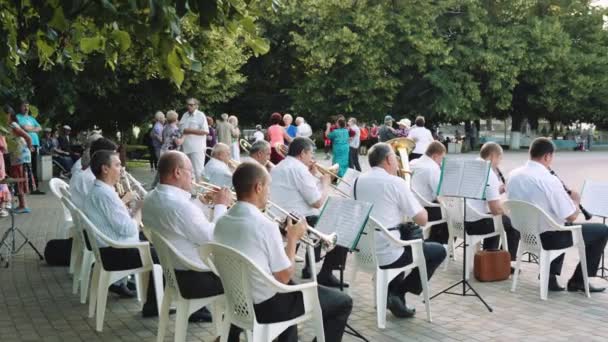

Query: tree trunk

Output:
[529, 116, 539, 139]
[510, 114, 523, 150]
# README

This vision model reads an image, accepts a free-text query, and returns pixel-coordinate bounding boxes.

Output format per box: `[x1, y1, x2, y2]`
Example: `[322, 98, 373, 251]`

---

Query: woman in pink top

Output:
[267, 112, 292, 164]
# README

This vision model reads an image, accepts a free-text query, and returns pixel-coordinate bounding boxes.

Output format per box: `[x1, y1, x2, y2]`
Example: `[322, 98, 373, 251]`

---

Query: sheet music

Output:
[581, 180, 608, 218]
[336, 168, 360, 196]
[315, 197, 373, 250]
[438, 158, 490, 200]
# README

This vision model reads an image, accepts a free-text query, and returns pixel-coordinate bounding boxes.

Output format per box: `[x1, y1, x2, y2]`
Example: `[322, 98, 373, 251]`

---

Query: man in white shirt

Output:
[408, 116, 435, 160]
[244, 140, 273, 172]
[347, 117, 362, 171]
[508, 138, 608, 292]
[143, 151, 239, 326]
[253, 124, 265, 142]
[203, 143, 233, 188]
[70, 137, 118, 208]
[295, 116, 313, 139]
[83, 150, 163, 316]
[353, 143, 446, 318]
[179, 98, 209, 182]
[270, 137, 348, 287]
[410, 141, 449, 244]
[215, 162, 352, 342]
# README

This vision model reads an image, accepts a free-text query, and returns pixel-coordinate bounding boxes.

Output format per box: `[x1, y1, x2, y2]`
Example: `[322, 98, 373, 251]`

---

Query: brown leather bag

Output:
[474, 249, 511, 282]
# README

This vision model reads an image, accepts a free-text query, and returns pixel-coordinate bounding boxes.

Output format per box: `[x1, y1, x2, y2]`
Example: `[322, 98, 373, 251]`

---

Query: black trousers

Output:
[426, 206, 449, 245]
[30, 147, 39, 190]
[380, 225, 446, 297]
[409, 153, 423, 161]
[253, 285, 353, 342]
[540, 223, 608, 282]
[465, 216, 520, 260]
[304, 216, 349, 276]
[174, 270, 241, 342]
[348, 147, 361, 171]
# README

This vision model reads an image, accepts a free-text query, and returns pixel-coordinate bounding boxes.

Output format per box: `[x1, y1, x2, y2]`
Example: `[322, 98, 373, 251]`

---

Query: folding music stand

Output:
[580, 180, 608, 279]
[0, 178, 44, 267]
[429, 158, 493, 312]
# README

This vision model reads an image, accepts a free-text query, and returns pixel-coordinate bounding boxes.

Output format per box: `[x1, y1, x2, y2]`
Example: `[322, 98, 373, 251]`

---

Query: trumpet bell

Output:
[386, 137, 416, 181]
[328, 164, 339, 174]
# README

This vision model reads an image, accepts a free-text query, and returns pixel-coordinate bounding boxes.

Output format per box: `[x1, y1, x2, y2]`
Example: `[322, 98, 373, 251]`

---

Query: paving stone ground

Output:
[1, 150, 608, 341]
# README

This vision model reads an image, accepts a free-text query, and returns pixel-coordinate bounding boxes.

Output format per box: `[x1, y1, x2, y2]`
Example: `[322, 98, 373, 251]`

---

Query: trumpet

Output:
[265, 200, 338, 251]
[239, 138, 276, 169]
[315, 163, 352, 187]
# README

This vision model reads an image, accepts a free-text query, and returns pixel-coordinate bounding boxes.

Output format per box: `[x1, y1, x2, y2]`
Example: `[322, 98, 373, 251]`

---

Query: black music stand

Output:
[430, 197, 493, 312]
[0, 179, 44, 267]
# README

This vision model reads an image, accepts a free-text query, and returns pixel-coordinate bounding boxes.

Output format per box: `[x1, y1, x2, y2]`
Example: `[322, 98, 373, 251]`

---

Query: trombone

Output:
[265, 200, 338, 251]
[315, 163, 352, 187]
[195, 180, 337, 251]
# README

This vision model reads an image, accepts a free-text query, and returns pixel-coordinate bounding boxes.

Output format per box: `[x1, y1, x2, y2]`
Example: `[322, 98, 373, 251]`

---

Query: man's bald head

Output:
[158, 151, 189, 184]
[211, 142, 231, 162]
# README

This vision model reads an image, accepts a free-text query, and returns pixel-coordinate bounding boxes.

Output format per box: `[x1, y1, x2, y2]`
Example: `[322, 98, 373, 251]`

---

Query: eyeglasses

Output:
[187, 103, 196, 106]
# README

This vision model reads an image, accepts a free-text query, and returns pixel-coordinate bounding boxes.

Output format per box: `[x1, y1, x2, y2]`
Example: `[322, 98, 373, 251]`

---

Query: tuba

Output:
[386, 137, 416, 183]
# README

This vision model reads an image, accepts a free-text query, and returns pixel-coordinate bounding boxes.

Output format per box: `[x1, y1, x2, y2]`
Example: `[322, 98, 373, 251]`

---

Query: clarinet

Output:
[495, 167, 506, 185]
[549, 169, 592, 221]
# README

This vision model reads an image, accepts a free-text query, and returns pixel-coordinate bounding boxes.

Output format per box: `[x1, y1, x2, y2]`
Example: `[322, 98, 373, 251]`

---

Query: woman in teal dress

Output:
[325, 118, 350, 177]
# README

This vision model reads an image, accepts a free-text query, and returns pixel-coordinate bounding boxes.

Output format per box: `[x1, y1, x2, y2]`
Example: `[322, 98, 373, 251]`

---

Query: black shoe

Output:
[317, 273, 349, 288]
[567, 280, 606, 293]
[387, 294, 415, 318]
[109, 283, 136, 298]
[31, 190, 45, 195]
[548, 275, 565, 292]
[126, 280, 136, 291]
[189, 307, 213, 323]
[301, 267, 311, 279]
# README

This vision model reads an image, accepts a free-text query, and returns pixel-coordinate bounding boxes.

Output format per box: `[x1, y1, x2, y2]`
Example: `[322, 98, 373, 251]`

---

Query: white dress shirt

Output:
[253, 131, 265, 142]
[466, 158, 501, 222]
[214, 201, 292, 304]
[71, 158, 82, 176]
[270, 156, 322, 217]
[349, 125, 361, 149]
[143, 184, 227, 270]
[507, 160, 576, 232]
[297, 123, 313, 138]
[409, 126, 434, 155]
[83, 180, 139, 247]
[204, 158, 233, 188]
[179, 110, 209, 154]
[69, 167, 95, 208]
[353, 167, 424, 266]
[410, 154, 440, 203]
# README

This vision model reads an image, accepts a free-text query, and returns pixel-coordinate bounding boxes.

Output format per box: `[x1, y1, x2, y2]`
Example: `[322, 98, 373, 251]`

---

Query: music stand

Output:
[0, 178, 44, 267]
[429, 158, 493, 312]
[580, 180, 608, 279]
[315, 197, 373, 342]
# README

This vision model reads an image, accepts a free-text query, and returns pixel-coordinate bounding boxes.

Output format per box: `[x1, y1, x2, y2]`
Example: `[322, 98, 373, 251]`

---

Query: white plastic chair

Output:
[503, 200, 590, 300]
[77, 209, 164, 331]
[61, 197, 96, 303]
[149, 229, 224, 342]
[412, 189, 451, 270]
[49, 178, 75, 262]
[350, 217, 431, 329]
[438, 196, 507, 280]
[200, 242, 325, 342]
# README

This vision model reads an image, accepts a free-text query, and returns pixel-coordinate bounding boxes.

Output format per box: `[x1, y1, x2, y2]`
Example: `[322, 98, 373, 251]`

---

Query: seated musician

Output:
[143, 151, 241, 328]
[203, 143, 233, 188]
[214, 162, 353, 342]
[507, 137, 608, 292]
[354, 143, 446, 318]
[270, 137, 348, 287]
[244, 140, 273, 171]
[70, 137, 117, 208]
[82, 150, 161, 316]
[466, 142, 518, 257]
[71, 132, 102, 176]
[410, 141, 449, 244]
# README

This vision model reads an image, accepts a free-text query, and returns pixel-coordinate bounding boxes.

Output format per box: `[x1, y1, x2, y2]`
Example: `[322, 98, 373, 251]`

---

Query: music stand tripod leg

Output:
[338, 254, 369, 342]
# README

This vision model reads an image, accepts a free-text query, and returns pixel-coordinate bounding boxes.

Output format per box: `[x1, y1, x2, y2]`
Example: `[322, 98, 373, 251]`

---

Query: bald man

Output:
[204, 143, 233, 188]
[142, 151, 237, 325]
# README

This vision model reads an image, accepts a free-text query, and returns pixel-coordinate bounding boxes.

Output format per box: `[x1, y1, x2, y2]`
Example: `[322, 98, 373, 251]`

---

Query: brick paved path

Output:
[1, 150, 607, 341]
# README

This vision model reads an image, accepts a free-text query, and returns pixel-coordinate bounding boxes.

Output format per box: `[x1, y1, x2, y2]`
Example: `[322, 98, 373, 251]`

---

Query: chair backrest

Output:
[200, 242, 273, 330]
[50, 178, 72, 221]
[412, 188, 437, 208]
[352, 216, 380, 273]
[503, 200, 558, 253]
[149, 229, 205, 299]
[76, 209, 112, 269]
[438, 196, 465, 239]
[61, 197, 89, 251]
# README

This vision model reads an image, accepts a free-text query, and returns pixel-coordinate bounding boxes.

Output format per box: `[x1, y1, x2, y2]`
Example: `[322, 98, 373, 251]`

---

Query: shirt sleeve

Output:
[176, 204, 214, 245]
[397, 180, 424, 219]
[265, 222, 292, 273]
[212, 205, 228, 223]
[200, 113, 209, 132]
[547, 177, 577, 220]
[485, 170, 501, 202]
[295, 167, 322, 206]
[429, 167, 441, 197]
[100, 191, 139, 240]
[32, 117, 41, 128]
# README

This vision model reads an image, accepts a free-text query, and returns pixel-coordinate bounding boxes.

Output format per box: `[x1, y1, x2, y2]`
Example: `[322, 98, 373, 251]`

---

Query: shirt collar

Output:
[156, 184, 191, 201]
[526, 160, 550, 173]
[94, 179, 114, 192]
[233, 201, 263, 215]
[371, 166, 389, 175]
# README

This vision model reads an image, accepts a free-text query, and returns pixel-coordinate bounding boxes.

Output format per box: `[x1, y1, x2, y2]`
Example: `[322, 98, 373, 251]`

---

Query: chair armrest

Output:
[424, 219, 446, 228]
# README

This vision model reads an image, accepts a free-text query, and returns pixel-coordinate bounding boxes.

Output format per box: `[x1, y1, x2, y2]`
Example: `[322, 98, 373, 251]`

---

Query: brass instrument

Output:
[265, 200, 337, 251]
[196, 180, 337, 250]
[310, 163, 351, 198]
[386, 137, 416, 182]
[205, 148, 240, 171]
[239, 138, 276, 169]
